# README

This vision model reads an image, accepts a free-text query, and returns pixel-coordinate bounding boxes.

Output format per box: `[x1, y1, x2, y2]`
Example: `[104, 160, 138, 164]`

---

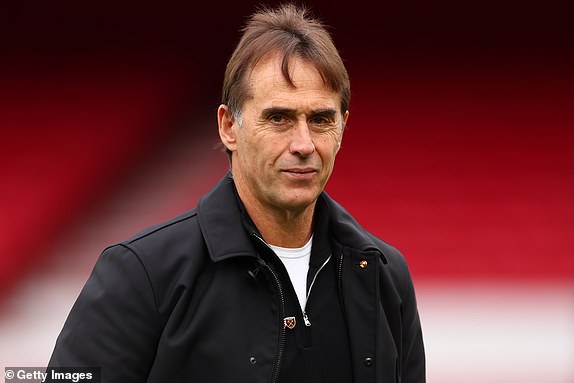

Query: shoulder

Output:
[113, 208, 207, 272]
[367, 232, 412, 283]
[123, 208, 201, 251]
[321, 193, 413, 284]
[321, 193, 401, 258]
[103, 208, 206, 288]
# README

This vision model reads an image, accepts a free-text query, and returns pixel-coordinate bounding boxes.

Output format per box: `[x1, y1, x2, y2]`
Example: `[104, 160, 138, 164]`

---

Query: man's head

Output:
[218, 4, 350, 217]
[221, 3, 350, 123]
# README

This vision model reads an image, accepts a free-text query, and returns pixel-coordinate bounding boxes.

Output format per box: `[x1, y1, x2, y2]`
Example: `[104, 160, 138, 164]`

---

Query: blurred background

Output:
[1, 0, 572, 382]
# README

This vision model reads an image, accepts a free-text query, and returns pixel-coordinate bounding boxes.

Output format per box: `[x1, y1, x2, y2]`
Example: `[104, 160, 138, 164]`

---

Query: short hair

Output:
[221, 3, 350, 119]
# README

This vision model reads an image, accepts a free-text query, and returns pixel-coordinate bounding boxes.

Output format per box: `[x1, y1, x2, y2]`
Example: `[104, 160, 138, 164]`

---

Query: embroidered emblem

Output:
[283, 316, 296, 329]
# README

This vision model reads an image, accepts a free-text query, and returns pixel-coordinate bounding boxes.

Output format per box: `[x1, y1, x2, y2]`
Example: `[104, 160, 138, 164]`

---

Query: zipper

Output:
[252, 233, 286, 383]
[337, 253, 346, 318]
[302, 254, 332, 326]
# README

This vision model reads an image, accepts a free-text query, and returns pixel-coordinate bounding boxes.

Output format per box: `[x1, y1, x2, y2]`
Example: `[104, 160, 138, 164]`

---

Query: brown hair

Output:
[221, 3, 350, 119]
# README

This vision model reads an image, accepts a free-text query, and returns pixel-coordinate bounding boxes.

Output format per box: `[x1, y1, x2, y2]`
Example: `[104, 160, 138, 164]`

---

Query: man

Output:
[48, 4, 425, 382]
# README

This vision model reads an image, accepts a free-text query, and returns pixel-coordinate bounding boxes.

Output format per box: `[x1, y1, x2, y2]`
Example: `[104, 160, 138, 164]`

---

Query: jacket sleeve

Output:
[398, 259, 426, 383]
[48, 244, 161, 382]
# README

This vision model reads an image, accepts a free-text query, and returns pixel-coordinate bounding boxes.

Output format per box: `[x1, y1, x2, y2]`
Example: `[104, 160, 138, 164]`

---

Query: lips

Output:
[281, 167, 318, 178]
[283, 167, 316, 174]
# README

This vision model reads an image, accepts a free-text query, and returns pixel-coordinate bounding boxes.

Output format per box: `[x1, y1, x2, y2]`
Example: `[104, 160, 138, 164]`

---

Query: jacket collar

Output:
[318, 193, 388, 263]
[197, 173, 388, 263]
[196, 173, 259, 262]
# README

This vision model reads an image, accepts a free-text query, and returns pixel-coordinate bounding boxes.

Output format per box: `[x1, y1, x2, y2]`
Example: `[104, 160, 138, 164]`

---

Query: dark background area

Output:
[2, 0, 570, 106]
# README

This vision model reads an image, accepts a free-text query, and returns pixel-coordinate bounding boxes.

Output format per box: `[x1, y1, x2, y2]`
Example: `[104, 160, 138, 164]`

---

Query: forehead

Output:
[245, 54, 341, 111]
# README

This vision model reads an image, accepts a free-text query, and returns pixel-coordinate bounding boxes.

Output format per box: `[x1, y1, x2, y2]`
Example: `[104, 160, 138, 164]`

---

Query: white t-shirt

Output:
[269, 236, 312, 311]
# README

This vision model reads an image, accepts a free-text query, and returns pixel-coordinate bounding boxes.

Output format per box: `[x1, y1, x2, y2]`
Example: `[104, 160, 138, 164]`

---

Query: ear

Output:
[342, 110, 349, 130]
[337, 110, 349, 151]
[218, 104, 238, 152]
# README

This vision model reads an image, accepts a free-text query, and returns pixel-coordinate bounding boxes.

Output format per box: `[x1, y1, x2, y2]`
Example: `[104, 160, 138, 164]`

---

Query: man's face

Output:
[219, 54, 348, 214]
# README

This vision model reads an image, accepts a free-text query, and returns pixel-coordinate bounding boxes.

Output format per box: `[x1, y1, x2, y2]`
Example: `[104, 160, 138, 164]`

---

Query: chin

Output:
[280, 193, 320, 211]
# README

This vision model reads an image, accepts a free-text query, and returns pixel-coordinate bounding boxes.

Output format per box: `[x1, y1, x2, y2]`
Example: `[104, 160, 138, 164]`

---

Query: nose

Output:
[289, 121, 315, 157]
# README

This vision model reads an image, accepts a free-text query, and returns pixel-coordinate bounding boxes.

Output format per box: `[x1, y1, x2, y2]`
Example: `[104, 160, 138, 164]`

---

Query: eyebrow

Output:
[260, 107, 338, 118]
[261, 107, 295, 118]
[311, 108, 338, 118]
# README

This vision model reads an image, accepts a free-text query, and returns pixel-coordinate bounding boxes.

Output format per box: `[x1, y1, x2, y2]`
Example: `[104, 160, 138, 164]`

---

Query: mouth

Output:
[281, 167, 318, 178]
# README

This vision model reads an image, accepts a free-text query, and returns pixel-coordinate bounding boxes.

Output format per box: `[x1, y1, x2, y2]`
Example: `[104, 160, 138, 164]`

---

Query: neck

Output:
[251, 203, 315, 248]
[235, 187, 315, 249]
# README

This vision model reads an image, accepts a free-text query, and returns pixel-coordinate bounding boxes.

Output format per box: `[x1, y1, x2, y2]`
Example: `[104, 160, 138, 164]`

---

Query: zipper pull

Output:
[303, 312, 311, 327]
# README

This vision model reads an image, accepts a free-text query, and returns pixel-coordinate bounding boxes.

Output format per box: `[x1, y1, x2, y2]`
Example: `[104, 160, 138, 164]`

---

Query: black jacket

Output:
[49, 174, 425, 382]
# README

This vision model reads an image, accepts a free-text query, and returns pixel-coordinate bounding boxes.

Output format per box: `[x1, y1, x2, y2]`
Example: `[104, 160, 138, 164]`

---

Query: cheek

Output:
[317, 136, 341, 161]
[241, 135, 276, 170]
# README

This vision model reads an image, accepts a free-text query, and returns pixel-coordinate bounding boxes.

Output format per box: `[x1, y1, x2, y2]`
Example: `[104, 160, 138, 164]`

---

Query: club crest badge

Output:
[283, 316, 296, 329]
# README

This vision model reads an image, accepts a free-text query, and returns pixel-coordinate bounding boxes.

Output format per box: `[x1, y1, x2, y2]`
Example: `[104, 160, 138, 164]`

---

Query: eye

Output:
[310, 116, 329, 125]
[269, 114, 287, 124]
[309, 113, 336, 127]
